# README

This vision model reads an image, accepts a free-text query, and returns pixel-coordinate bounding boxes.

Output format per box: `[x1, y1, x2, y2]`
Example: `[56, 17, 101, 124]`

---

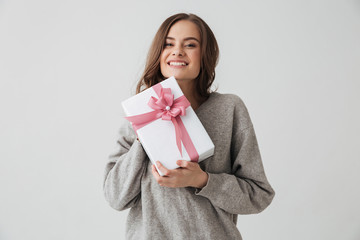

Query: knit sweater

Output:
[103, 92, 275, 240]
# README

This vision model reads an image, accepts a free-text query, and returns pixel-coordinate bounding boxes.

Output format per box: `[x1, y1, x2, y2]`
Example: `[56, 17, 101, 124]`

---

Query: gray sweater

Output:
[103, 92, 275, 240]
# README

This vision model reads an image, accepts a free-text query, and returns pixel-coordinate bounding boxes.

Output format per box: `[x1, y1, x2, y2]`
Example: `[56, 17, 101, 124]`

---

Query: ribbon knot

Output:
[125, 86, 193, 157]
[148, 88, 187, 121]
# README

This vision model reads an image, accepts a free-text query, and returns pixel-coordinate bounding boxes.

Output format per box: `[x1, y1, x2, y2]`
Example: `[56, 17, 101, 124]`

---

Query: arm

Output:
[195, 125, 275, 214]
[195, 98, 275, 214]
[103, 120, 148, 211]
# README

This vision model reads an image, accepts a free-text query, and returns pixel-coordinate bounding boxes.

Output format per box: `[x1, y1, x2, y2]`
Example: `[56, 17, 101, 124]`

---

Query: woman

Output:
[103, 13, 275, 240]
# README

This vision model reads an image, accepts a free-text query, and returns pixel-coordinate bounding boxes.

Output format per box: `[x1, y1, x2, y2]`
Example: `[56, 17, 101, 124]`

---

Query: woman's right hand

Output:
[151, 160, 208, 189]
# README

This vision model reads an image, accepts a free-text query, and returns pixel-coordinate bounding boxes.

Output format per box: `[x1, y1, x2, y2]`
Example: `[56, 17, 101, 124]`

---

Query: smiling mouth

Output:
[168, 61, 188, 66]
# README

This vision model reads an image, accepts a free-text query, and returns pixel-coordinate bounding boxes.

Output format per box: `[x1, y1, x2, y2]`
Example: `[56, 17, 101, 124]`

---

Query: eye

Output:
[164, 43, 173, 47]
[186, 43, 196, 48]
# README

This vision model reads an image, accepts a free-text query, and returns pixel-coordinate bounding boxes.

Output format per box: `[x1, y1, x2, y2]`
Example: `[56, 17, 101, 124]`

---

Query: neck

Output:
[177, 80, 203, 111]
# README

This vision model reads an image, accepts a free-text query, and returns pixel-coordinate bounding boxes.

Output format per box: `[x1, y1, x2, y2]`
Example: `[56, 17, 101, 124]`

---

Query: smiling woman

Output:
[160, 20, 201, 86]
[103, 13, 275, 240]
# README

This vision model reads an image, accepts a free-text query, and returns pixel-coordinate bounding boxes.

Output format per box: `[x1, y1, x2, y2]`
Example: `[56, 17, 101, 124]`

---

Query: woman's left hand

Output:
[151, 160, 208, 189]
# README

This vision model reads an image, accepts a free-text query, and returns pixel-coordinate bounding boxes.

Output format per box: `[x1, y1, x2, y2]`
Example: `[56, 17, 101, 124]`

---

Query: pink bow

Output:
[148, 87, 189, 121]
[125, 85, 198, 160]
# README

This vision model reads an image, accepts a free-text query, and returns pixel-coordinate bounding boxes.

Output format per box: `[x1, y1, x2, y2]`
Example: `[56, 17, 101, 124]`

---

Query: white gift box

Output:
[121, 76, 214, 176]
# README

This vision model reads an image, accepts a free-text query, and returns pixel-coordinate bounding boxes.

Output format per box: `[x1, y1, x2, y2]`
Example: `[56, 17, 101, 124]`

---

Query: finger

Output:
[156, 161, 171, 176]
[152, 165, 166, 186]
[176, 160, 194, 169]
[151, 164, 160, 177]
[151, 165, 162, 182]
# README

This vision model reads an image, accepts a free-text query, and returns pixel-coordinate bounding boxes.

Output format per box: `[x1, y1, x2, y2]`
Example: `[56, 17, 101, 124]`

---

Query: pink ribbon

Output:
[125, 84, 199, 161]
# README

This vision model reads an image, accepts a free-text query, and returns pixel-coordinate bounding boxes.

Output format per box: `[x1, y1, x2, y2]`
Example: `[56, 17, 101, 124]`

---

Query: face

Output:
[160, 20, 201, 84]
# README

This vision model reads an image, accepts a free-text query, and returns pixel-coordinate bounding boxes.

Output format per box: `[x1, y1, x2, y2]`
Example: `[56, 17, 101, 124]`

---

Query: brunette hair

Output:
[136, 13, 219, 98]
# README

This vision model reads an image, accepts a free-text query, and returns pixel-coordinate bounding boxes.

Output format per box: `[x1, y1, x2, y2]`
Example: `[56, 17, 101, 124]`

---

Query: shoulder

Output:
[212, 92, 246, 106]
[117, 118, 137, 143]
[210, 92, 249, 114]
[210, 92, 253, 130]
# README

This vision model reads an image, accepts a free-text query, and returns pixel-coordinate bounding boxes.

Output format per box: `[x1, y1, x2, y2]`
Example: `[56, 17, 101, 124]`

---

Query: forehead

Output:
[167, 20, 201, 41]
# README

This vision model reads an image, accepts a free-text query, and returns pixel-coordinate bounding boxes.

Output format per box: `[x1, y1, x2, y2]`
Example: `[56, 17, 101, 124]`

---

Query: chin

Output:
[161, 71, 197, 82]
[173, 74, 196, 81]
[173, 76, 188, 82]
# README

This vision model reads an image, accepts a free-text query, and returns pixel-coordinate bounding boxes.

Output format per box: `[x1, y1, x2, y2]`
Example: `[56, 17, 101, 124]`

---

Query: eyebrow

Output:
[166, 36, 200, 43]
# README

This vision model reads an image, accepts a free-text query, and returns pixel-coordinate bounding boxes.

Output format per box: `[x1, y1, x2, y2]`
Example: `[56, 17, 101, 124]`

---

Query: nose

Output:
[172, 46, 184, 56]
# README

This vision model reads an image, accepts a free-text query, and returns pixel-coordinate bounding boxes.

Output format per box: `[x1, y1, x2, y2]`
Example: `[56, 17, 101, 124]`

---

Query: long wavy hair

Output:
[136, 13, 219, 98]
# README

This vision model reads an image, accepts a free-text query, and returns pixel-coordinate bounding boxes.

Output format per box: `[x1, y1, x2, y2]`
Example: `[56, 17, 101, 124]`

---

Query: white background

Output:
[1, 0, 359, 239]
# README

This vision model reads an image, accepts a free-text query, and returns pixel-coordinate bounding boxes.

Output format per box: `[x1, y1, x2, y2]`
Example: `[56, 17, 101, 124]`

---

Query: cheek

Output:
[160, 51, 170, 64]
[159, 53, 166, 69]
[192, 51, 201, 69]
[192, 49, 201, 61]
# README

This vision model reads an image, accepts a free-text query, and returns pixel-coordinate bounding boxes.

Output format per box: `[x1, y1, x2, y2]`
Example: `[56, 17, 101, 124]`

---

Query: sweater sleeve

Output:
[103, 120, 148, 211]
[195, 99, 275, 215]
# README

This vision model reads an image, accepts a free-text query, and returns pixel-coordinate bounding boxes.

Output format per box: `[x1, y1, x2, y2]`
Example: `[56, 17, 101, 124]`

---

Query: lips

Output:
[167, 60, 188, 66]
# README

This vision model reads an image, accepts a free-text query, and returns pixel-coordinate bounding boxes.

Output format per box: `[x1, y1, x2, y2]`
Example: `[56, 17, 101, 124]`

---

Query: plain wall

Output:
[1, 0, 359, 239]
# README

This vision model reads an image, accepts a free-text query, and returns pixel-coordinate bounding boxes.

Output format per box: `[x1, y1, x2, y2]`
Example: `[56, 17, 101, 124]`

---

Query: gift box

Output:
[121, 76, 214, 176]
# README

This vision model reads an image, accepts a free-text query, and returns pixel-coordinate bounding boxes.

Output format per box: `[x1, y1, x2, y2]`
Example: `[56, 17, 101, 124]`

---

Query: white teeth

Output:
[169, 62, 187, 66]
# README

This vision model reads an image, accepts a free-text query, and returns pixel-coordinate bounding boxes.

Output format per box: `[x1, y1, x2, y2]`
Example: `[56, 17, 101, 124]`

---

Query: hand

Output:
[151, 160, 208, 189]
